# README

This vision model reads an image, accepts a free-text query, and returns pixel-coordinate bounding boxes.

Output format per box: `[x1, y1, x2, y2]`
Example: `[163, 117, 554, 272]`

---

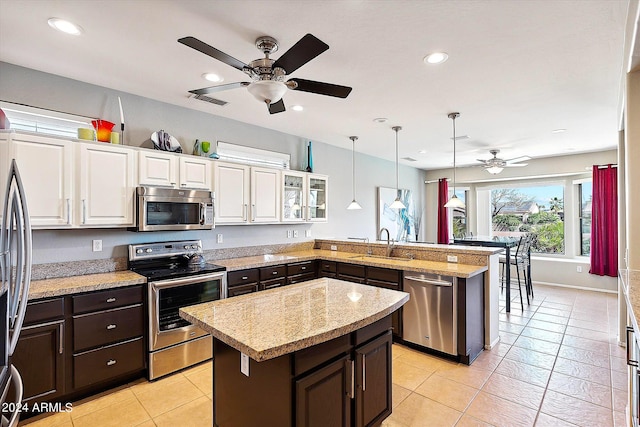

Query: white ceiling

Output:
[0, 0, 633, 170]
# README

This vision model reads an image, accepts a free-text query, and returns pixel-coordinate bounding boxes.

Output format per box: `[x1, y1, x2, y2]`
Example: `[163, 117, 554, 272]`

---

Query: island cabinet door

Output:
[355, 330, 392, 427]
[295, 354, 352, 427]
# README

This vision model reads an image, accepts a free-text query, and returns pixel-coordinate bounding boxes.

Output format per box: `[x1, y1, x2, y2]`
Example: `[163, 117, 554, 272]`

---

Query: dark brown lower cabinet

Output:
[12, 320, 65, 403]
[355, 331, 392, 427]
[227, 282, 259, 297]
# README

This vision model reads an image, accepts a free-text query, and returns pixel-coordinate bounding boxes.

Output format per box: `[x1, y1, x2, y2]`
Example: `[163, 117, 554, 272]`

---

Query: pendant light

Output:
[444, 112, 466, 209]
[347, 136, 362, 210]
[389, 126, 406, 209]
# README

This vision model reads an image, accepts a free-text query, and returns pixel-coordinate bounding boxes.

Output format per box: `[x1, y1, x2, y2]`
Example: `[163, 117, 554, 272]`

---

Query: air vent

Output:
[402, 157, 417, 162]
[191, 94, 228, 106]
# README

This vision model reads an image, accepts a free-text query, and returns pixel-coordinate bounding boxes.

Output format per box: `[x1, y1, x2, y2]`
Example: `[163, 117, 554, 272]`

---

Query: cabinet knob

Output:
[272, 271, 278, 275]
[106, 324, 117, 330]
[242, 276, 248, 280]
[106, 297, 116, 303]
[106, 359, 117, 366]
[301, 266, 307, 270]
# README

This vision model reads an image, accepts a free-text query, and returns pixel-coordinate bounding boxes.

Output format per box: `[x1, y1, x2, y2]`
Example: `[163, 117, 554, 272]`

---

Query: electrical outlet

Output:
[330, 245, 338, 251]
[447, 255, 458, 263]
[293, 230, 299, 238]
[92, 240, 102, 252]
[287, 230, 293, 238]
[305, 230, 312, 237]
[217, 234, 223, 244]
[240, 353, 249, 377]
[576, 265, 582, 273]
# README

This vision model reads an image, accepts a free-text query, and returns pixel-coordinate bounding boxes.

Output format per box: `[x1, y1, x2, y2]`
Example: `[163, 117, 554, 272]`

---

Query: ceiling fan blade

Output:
[189, 82, 250, 95]
[504, 163, 528, 167]
[268, 99, 286, 114]
[289, 78, 352, 98]
[273, 34, 329, 74]
[178, 36, 247, 71]
[505, 156, 532, 164]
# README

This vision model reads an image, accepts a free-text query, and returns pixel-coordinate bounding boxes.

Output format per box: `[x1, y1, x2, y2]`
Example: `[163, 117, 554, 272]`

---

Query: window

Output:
[0, 101, 92, 138]
[450, 189, 468, 238]
[579, 181, 592, 256]
[491, 184, 565, 254]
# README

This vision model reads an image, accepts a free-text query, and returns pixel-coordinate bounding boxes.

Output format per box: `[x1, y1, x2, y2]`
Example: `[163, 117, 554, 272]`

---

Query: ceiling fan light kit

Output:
[390, 126, 406, 210]
[477, 149, 529, 174]
[179, 33, 352, 114]
[444, 112, 466, 209]
[486, 165, 504, 175]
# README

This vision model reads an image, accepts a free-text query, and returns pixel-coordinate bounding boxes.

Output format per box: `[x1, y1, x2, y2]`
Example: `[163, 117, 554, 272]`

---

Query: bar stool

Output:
[500, 235, 531, 310]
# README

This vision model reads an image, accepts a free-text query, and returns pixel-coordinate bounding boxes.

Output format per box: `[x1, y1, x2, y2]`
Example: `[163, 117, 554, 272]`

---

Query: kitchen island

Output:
[180, 277, 409, 427]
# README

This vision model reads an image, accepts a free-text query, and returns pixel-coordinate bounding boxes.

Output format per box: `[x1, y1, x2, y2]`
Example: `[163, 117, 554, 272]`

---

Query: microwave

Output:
[134, 186, 214, 231]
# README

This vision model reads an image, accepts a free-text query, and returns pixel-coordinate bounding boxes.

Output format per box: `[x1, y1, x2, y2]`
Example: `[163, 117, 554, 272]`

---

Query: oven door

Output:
[149, 271, 226, 351]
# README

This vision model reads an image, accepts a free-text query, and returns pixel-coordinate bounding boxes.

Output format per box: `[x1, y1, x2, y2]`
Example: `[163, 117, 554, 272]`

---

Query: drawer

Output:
[367, 278, 400, 291]
[336, 275, 365, 284]
[287, 261, 315, 276]
[73, 337, 144, 389]
[260, 278, 287, 291]
[24, 298, 64, 325]
[73, 286, 143, 315]
[259, 265, 286, 281]
[73, 305, 144, 352]
[367, 267, 400, 283]
[227, 269, 259, 287]
[354, 316, 392, 347]
[228, 283, 259, 298]
[337, 263, 365, 278]
[287, 272, 316, 285]
[294, 333, 351, 376]
[319, 261, 336, 273]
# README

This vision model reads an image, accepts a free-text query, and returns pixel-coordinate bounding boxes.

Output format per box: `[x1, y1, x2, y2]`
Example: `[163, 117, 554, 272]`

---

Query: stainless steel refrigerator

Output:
[0, 159, 33, 427]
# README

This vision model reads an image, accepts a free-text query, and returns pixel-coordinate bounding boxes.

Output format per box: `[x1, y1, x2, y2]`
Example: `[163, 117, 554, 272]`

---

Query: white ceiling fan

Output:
[477, 149, 530, 174]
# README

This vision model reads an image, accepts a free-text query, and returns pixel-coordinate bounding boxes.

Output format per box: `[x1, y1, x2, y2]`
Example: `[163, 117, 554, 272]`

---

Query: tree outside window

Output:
[491, 185, 565, 254]
[579, 181, 592, 255]
[451, 189, 467, 238]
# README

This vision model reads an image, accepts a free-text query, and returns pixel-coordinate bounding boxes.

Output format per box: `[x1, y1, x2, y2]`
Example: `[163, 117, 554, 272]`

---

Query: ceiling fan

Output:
[178, 34, 352, 114]
[477, 149, 530, 174]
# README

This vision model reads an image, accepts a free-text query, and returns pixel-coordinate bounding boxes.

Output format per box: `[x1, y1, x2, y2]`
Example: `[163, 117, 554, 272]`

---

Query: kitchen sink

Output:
[347, 254, 412, 262]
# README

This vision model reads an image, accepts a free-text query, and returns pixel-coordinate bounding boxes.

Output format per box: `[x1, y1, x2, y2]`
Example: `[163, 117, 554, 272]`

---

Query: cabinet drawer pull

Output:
[362, 353, 366, 391]
[59, 322, 64, 354]
[301, 266, 307, 270]
[66, 198, 71, 225]
[82, 199, 87, 224]
[272, 271, 278, 275]
[106, 359, 117, 366]
[106, 324, 117, 330]
[242, 276, 248, 280]
[106, 297, 116, 303]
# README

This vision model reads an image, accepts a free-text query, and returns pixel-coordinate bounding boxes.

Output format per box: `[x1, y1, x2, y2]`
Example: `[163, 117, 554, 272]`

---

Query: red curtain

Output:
[437, 178, 449, 244]
[590, 165, 618, 277]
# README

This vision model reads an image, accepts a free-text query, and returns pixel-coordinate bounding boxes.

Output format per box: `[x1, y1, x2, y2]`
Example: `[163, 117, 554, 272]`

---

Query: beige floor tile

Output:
[527, 319, 567, 334]
[69, 388, 137, 420]
[134, 421, 157, 427]
[610, 343, 627, 359]
[613, 409, 627, 427]
[469, 351, 503, 372]
[487, 341, 512, 357]
[396, 348, 453, 372]
[135, 375, 205, 417]
[180, 361, 210, 376]
[504, 346, 556, 370]
[392, 359, 434, 391]
[381, 414, 409, 427]
[482, 372, 545, 410]
[564, 325, 611, 342]
[499, 321, 525, 335]
[129, 371, 184, 395]
[434, 364, 492, 389]
[19, 411, 72, 427]
[73, 398, 151, 427]
[466, 391, 537, 427]
[414, 374, 478, 412]
[541, 389, 613, 427]
[495, 358, 551, 388]
[558, 345, 611, 369]
[390, 393, 462, 427]
[553, 356, 611, 387]
[392, 384, 412, 409]
[613, 387, 628, 414]
[562, 334, 611, 355]
[611, 355, 627, 373]
[534, 412, 579, 426]
[153, 395, 212, 427]
[568, 318, 610, 333]
[184, 364, 213, 395]
[547, 371, 612, 409]
[499, 331, 519, 345]
[531, 312, 569, 325]
[499, 313, 529, 326]
[611, 369, 628, 391]
[454, 414, 495, 427]
[535, 306, 571, 318]
[520, 326, 564, 344]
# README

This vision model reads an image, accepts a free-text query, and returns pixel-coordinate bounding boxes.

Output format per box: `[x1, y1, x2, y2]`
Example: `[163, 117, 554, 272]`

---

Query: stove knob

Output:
[191, 245, 198, 249]
[184, 245, 190, 250]
[136, 249, 143, 254]
[145, 248, 153, 253]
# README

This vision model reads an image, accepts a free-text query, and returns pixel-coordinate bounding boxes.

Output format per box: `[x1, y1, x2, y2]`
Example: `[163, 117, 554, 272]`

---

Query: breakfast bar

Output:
[180, 278, 409, 427]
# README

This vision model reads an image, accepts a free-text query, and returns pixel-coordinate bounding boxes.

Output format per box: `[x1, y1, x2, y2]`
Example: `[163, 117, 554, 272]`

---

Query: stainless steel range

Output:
[128, 240, 226, 380]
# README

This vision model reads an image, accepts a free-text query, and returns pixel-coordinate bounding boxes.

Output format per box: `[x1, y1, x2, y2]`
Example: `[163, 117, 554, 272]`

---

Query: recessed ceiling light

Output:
[47, 18, 83, 35]
[424, 52, 448, 64]
[202, 73, 223, 83]
[373, 117, 388, 123]
[291, 105, 304, 112]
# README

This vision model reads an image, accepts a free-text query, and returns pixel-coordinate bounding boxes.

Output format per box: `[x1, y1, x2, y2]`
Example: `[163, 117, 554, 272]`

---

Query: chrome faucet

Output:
[378, 228, 395, 257]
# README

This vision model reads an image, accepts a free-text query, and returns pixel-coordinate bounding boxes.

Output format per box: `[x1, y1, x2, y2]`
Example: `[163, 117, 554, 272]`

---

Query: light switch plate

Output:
[330, 245, 338, 251]
[241, 353, 249, 377]
[305, 230, 312, 237]
[217, 234, 223, 244]
[92, 240, 102, 252]
[287, 230, 293, 238]
[447, 255, 458, 263]
[293, 230, 299, 238]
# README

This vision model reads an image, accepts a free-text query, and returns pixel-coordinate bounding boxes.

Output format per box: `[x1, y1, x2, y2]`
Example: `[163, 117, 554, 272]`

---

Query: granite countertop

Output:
[28, 271, 146, 300]
[180, 277, 409, 361]
[215, 249, 488, 278]
[621, 269, 640, 332]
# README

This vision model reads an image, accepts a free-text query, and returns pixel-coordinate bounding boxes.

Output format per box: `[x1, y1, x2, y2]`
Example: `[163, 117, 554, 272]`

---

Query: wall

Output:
[0, 62, 425, 264]
[423, 150, 619, 291]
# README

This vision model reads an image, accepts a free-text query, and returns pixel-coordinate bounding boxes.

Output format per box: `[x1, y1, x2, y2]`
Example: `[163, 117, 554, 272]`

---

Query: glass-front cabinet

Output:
[281, 172, 328, 222]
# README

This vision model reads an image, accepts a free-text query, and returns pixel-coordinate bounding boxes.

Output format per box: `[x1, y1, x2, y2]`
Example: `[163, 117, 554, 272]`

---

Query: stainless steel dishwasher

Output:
[402, 272, 457, 356]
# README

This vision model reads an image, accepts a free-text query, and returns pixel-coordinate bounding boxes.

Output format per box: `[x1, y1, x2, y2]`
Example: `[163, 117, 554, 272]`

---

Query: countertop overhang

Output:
[179, 278, 409, 362]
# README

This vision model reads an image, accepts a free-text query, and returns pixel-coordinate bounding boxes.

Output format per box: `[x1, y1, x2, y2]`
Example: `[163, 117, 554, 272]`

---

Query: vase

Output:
[91, 120, 115, 142]
[306, 141, 313, 172]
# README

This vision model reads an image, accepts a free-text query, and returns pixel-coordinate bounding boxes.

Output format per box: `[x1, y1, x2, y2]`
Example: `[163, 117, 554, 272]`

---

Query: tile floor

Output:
[21, 284, 626, 427]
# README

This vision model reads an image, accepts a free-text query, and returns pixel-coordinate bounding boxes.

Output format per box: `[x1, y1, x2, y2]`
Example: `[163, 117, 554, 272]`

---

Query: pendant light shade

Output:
[347, 136, 362, 210]
[390, 126, 406, 210]
[444, 112, 465, 209]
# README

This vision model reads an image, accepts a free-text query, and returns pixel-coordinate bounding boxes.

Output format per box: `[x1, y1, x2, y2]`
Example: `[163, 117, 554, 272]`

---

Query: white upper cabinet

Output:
[307, 174, 328, 222]
[77, 143, 136, 226]
[281, 171, 328, 223]
[250, 167, 281, 223]
[139, 150, 211, 190]
[214, 162, 250, 223]
[9, 133, 74, 227]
